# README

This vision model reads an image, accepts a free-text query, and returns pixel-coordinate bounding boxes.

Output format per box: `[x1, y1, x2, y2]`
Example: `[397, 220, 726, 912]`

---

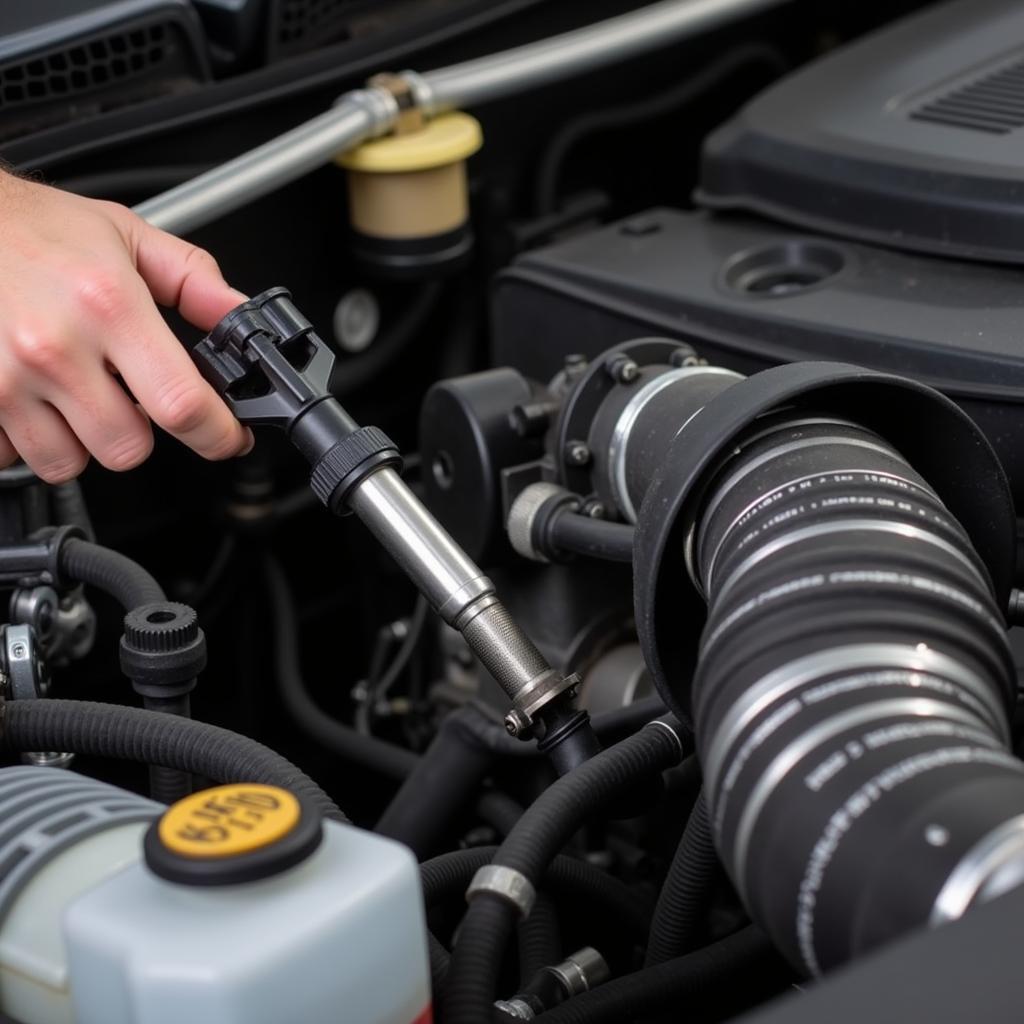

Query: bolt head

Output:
[616, 360, 640, 383]
[669, 348, 701, 368]
[504, 708, 531, 737]
[564, 441, 591, 467]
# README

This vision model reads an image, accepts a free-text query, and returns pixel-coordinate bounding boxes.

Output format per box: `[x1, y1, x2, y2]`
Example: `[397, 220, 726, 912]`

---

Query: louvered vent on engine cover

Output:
[269, 0, 357, 59]
[0, 2, 210, 143]
[910, 57, 1024, 134]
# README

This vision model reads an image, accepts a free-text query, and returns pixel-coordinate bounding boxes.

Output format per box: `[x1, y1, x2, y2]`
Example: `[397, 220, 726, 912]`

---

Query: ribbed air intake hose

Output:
[690, 412, 1022, 975]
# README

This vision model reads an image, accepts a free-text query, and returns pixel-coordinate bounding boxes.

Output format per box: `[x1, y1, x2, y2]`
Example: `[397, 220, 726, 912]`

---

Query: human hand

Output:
[0, 172, 253, 482]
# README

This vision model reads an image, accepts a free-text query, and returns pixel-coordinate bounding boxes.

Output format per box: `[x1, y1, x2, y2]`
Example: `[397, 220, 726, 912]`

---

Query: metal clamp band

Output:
[466, 864, 536, 919]
[644, 717, 686, 761]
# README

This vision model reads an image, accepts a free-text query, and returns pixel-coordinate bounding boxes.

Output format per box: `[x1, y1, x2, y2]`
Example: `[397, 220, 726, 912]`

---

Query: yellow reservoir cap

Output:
[338, 111, 483, 174]
[158, 784, 301, 860]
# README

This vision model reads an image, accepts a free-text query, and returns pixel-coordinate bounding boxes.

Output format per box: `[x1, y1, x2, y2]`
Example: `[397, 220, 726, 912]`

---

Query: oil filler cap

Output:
[143, 784, 323, 886]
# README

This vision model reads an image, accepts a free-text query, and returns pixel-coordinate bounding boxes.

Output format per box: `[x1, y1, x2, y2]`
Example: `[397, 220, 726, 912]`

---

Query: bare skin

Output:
[0, 172, 253, 482]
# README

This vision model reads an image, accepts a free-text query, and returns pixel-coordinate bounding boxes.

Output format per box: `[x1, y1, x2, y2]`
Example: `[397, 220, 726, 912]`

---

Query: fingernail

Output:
[239, 428, 256, 456]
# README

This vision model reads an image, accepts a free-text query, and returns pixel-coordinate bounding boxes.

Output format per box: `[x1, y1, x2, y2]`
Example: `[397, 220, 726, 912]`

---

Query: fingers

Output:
[127, 216, 246, 330]
[43, 361, 155, 472]
[106, 282, 252, 460]
[0, 429, 19, 470]
[0, 392, 88, 483]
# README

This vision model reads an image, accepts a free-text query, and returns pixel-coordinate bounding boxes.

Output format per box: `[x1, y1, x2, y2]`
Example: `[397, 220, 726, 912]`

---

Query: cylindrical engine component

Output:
[587, 363, 742, 522]
[420, 368, 542, 564]
[688, 411, 1022, 974]
[337, 111, 482, 277]
[0, 768, 432, 1024]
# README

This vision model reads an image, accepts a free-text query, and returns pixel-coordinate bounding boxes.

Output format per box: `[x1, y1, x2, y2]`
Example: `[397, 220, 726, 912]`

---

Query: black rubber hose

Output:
[429, 930, 452, 993]
[644, 791, 716, 965]
[547, 510, 634, 564]
[419, 846, 651, 941]
[59, 537, 196, 802]
[0, 698, 346, 823]
[60, 537, 165, 608]
[532, 926, 779, 1024]
[476, 790, 525, 837]
[519, 894, 562, 984]
[377, 696, 671, 854]
[691, 413, 1020, 975]
[375, 707, 496, 856]
[444, 721, 687, 1023]
[263, 556, 420, 783]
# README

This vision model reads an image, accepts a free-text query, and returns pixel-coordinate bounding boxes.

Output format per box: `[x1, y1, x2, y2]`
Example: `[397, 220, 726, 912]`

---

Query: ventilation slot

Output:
[911, 58, 1024, 134]
[273, 0, 355, 54]
[0, 24, 173, 112]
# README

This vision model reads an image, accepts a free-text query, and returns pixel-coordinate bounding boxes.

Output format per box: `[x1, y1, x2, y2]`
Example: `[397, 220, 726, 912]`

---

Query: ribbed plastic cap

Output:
[123, 603, 199, 653]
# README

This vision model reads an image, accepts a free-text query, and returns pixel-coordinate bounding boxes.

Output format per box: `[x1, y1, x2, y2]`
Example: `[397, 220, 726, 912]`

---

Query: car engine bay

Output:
[3, 0, 1024, 1021]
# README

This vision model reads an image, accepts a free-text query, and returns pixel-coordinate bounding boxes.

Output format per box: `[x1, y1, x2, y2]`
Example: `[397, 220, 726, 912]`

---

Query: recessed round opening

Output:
[721, 241, 847, 298]
[146, 610, 176, 624]
[432, 450, 455, 491]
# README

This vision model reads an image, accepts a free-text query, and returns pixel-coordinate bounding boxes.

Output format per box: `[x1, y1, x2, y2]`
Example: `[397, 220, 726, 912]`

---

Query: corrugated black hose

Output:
[0, 697, 346, 824]
[644, 790, 717, 965]
[444, 720, 688, 1023]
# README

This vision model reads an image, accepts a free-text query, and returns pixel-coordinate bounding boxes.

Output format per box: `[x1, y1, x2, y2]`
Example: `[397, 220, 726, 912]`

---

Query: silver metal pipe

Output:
[347, 467, 572, 734]
[135, 0, 787, 235]
[420, 0, 787, 112]
[346, 467, 494, 624]
[133, 89, 395, 234]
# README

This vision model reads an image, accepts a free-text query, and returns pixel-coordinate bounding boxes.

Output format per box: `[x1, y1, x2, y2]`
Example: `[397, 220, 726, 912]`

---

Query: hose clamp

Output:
[494, 999, 535, 1020]
[644, 717, 687, 761]
[544, 947, 610, 996]
[505, 671, 580, 738]
[466, 864, 536, 919]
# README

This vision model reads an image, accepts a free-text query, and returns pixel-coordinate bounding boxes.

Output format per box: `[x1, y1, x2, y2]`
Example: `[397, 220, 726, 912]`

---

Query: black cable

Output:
[534, 43, 787, 214]
[355, 595, 430, 735]
[0, 697, 346, 823]
[263, 555, 420, 782]
[331, 282, 444, 398]
[644, 790, 716, 966]
[533, 926, 779, 1024]
[187, 535, 238, 608]
[444, 721, 688, 1023]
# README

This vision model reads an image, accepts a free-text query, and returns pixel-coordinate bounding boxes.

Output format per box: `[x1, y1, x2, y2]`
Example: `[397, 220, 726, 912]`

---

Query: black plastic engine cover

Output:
[696, 0, 1024, 264]
[492, 208, 1024, 505]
